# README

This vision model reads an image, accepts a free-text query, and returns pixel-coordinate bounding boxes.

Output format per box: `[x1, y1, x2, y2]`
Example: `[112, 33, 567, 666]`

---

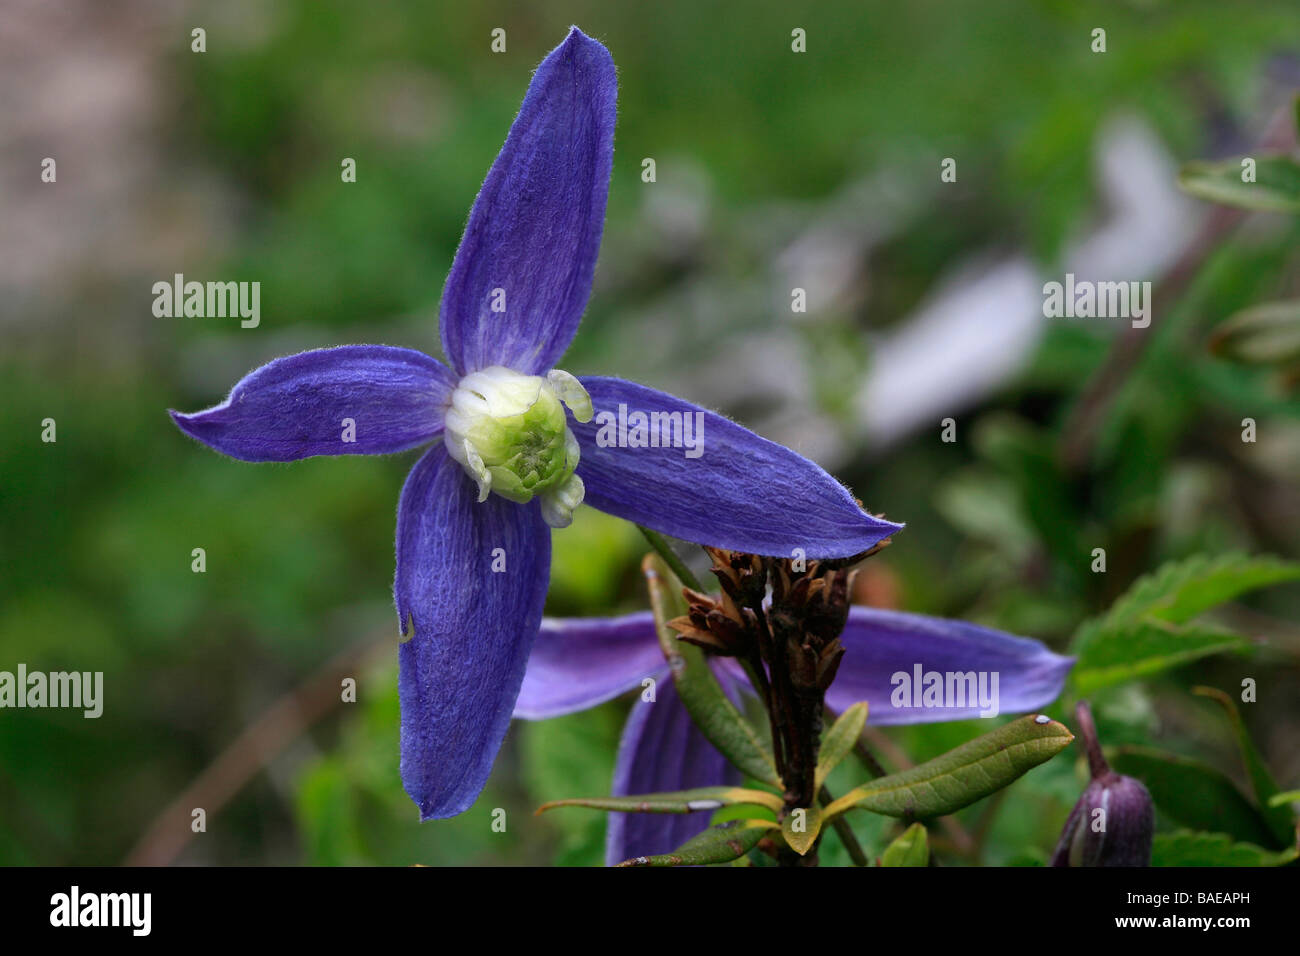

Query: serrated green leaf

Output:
[615, 819, 776, 867]
[1109, 746, 1283, 849]
[1178, 155, 1300, 213]
[1071, 619, 1249, 694]
[816, 702, 868, 789]
[1193, 686, 1294, 845]
[880, 823, 929, 866]
[1068, 554, 1300, 692]
[1210, 300, 1300, 366]
[643, 554, 781, 786]
[538, 785, 784, 817]
[824, 715, 1073, 821]
[1151, 831, 1299, 867]
[1103, 553, 1300, 627]
[780, 805, 823, 856]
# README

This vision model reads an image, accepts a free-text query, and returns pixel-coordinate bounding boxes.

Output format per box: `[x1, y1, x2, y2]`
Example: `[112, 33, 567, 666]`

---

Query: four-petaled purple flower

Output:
[517, 607, 1073, 864]
[169, 28, 900, 819]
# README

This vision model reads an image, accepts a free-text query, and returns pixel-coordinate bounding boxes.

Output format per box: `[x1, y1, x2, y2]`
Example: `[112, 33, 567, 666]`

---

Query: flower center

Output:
[443, 365, 592, 528]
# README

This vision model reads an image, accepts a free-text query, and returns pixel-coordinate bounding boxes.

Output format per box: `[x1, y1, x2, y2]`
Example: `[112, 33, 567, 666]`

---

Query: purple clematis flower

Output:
[169, 28, 900, 820]
[517, 606, 1074, 864]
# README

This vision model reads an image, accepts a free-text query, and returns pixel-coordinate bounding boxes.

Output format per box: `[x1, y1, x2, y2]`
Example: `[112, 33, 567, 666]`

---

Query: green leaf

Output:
[1109, 747, 1283, 849]
[781, 805, 823, 856]
[816, 702, 868, 788]
[824, 715, 1073, 821]
[643, 554, 781, 786]
[1069, 553, 1300, 693]
[614, 819, 776, 867]
[537, 785, 784, 817]
[1178, 155, 1300, 213]
[1103, 553, 1300, 627]
[880, 823, 929, 867]
[1071, 620, 1249, 695]
[1269, 790, 1300, 808]
[1210, 300, 1300, 366]
[1151, 831, 1299, 867]
[1193, 686, 1294, 845]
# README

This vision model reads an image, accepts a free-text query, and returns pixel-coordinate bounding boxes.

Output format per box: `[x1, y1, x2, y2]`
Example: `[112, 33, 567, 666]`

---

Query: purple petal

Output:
[170, 345, 455, 462]
[439, 27, 616, 375]
[395, 445, 551, 819]
[571, 377, 902, 558]
[515, 613, 666, 719]
[605, 675, 742, 866]
[825, 606, 1074, 724]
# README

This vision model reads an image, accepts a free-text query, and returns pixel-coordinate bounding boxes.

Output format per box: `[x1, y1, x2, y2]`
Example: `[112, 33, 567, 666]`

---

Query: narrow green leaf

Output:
[880, 823, 929, 867]
[1071, 619, 1248, 694]
[1210, 300, 1300, 366]
[816, 702, 868, 788]
[1178, 155, 1300, 213]
[538, 785, 783, 817]
[781, 805, 823, 856]
[1109, 747, 1283, 850]
[1193, 686, 1294, 845]
[1101, 553, 1300, 628]
[615, 819, 776, 867]
[1268, 789, 1300, 808]
[643, 554, 781, 786]
[1151, 831, 1299, 867]
[824, 715, 1073, 821]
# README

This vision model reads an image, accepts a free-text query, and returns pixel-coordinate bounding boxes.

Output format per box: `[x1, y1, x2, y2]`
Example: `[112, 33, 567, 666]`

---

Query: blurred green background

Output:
[2, 0, 1299, 865]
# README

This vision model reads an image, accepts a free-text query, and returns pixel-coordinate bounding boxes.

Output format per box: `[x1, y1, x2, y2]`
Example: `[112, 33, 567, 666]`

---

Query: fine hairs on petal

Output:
[166, 28, 916, 828]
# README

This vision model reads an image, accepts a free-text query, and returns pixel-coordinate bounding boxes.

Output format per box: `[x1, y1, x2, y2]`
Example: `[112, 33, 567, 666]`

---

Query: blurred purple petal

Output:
[395, 445, 551, 819]
[515, 613, 666, 719]
[825, 606, 1074, 724]
[170, 345, 455, 462]
[572, 376, 902, 558]
[439, 27, 616, 375]
[605, 676, 742, 866]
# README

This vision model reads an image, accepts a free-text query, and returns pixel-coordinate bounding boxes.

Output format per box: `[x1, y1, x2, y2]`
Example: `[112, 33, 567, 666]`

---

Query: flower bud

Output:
[1051, 701, 1153, 867]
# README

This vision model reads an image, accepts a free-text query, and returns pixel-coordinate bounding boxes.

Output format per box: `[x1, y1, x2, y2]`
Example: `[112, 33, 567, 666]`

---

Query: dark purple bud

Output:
[1051, 701, 1153, 867]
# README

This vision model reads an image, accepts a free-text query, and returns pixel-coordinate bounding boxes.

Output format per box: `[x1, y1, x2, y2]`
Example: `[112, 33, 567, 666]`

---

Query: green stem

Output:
[820, 784, 869, 867]
[636, 525, 703, 592]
